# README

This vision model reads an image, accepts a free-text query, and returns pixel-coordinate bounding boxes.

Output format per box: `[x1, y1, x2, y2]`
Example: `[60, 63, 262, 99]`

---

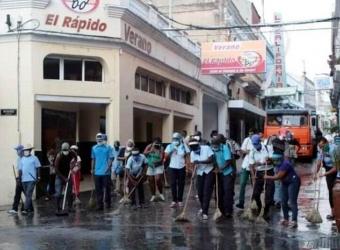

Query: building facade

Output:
[0, 0, 228, 205]
[151, 0, 267, 142]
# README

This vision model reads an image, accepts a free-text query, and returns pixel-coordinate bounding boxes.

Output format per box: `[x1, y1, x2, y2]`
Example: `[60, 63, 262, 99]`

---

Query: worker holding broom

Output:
[211, 135, 234, 218]
[315, 136, 337, 220]
[249, 134, 275, 221]
[126, 147, 147, 209]
[189, 138, 215, 220]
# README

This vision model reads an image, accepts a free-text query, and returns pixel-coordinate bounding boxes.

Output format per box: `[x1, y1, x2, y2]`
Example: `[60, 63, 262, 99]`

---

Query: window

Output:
[135, 73, 140, 89]
[156, 81, 165, 97]
[43, 58, 60, 79]
[149, 78, 156, 94]
[64, 59, 82, 81]
[141, 76, 148, 91]
[43, 56, 103, 82]
[170, 85, 192, 105]
[85, 61, 102, 82]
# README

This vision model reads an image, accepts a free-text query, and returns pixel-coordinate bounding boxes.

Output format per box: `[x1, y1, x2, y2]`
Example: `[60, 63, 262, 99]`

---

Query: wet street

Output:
[0, 162, 340, 250]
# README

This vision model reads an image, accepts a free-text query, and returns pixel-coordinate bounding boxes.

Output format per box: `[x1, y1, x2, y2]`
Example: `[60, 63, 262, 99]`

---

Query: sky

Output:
[252, 0, 334, 80]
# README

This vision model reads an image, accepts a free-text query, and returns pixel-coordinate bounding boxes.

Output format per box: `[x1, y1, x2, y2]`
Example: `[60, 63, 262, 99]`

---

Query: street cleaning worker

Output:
[315, 136, 337, 220]
[126, 147, 147, 209]
[91, 133, 114, 211]
[189, 138, 214, 220]
[112, 140, 124, 194]
[144, 137, 165, 202]
[264, 152, 300, 228]
[249, 134, 275, 220]
[70, 145, 82, 205]
[164, 132, 190, 208]
[7, 144, 24, 215]
[211, 136, 234, 218]
[45, 149, 56, 201]
[236, 128, 255, 209]
[55, 142, 77, 213]
[18, 144, 41, 215]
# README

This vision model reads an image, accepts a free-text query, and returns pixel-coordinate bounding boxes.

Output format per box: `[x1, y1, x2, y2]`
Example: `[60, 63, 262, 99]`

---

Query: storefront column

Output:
[240, 119, 245, 142]
[218, 102, 227, 135]
[162, 111, 174, 143]
[106, 102, 120, 144]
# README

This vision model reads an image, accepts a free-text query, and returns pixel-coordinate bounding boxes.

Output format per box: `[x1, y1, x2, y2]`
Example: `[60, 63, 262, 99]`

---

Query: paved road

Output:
[0, 162, 339, 250]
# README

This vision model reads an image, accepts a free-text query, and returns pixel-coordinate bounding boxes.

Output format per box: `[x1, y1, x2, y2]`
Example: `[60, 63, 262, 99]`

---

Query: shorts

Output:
[146, 165, 164, 176]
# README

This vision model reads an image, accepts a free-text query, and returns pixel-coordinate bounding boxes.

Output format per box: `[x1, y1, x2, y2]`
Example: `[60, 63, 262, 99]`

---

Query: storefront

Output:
[0, 0, 228, 205]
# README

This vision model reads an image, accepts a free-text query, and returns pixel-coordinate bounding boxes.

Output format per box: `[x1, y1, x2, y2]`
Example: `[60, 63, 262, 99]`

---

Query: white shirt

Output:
[190, 145, 214, 176]
[248, 145, 273, 171]
[165, 143, 190, 169]
[241, 137, 254, 170]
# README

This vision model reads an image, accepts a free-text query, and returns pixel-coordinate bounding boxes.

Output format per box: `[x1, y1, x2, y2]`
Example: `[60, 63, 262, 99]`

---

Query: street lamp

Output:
[5, 14, 40, 144]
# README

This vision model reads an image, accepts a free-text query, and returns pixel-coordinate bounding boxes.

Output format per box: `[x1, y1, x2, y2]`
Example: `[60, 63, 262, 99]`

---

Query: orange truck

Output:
[264, 109, 318, 158]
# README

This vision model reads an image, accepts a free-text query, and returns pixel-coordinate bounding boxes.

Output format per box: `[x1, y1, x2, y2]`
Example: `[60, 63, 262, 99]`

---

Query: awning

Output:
[228, 100, 266, 117]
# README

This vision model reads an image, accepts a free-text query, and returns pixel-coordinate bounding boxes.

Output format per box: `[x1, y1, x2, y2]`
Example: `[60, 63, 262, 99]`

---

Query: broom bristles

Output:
[241, 207, 256, 221]
[306, 209, 323, 224]
[175, 212, 190, 222]
[250, 200, 258, 210]
[213, 209, 223, 221]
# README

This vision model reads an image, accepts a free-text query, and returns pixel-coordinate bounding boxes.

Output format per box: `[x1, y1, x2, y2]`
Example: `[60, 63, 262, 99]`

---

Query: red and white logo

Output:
[62, 0, 100, 13]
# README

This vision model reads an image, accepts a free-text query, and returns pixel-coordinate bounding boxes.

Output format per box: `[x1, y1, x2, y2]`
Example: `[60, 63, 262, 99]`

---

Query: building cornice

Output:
[0, 0, 50, 9]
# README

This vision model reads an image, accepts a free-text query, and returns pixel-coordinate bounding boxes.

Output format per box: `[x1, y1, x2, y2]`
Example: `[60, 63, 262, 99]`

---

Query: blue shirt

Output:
[91, 144, 114, 176]
[165, 143, 190, 169]
[278, 160, 298, 185]
[214, 144, 233, 176]
[126, 154, 147, 176]
[190, 145, 214, 176]
[317, 143, 336, 169]
[19, 155, 41, 182]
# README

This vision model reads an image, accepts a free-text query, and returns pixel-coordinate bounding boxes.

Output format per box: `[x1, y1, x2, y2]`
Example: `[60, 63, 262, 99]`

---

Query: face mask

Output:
[62, 151, 69, 156]
[48, 156, 55, 164]
[323, 144, 330, 153]
[172, 140, 180, 146]
[211, 146, 220, 152]
[97, 141, 104, 146]
[154, 144, 161, 150]
[254, 144, 262, 151]
[24, 151, 30, 157]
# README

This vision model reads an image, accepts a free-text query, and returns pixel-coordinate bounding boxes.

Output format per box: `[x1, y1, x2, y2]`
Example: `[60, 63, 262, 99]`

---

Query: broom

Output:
[164, 170, 170, 188]
[87, 174, 96, 210]
[12, 165, 25, 211]
[56, 170, 72, 216]
[213, 172, 223, 221]
[112, 174, 145, 215]
[241, 169, 257, 221]
[256, 169, 268, 224]
[306, 173, 323, 224]
[175, 165, 197, 222]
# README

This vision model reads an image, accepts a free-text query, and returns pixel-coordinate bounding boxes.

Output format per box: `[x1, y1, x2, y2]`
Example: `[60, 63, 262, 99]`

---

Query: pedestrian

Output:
[45, 149, 56, 201]
[264, 154, 301, 228]
[54, 142, 77, 213]
[126, 147, 147, 209]
[144, 137, 165, 202]
[314, 136, 337, 220]
[189, 139, 215, 220]
[285, 131, 301, 162]
[70, 145, 81, 205]
[224, 135, 241, 171]
[236, 128, 255, 209]
[112, 140, 124, 194]
[249, 134, 275, 220]
[7, 144, 24, 214]
[91, 133, 114, 211]
[211, 136, 234, 218]
[18, 144, 41, 215]
[164, 132, 190, 208]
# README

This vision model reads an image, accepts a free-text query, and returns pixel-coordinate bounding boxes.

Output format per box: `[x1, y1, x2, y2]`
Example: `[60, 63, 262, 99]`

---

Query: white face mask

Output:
[24, 151, 30, 157]
[48, 156, 55, 164]
[62, 151, 69, 156]
[193, 136, 200, 141]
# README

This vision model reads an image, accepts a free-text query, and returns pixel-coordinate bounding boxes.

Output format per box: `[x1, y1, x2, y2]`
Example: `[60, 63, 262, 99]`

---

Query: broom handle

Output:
[62, 170, 72, 210]
[215, 172, 219, 208]
[126, 174, 145, 199]
[182, 165, 197, 215]
[316, 173, 322, 211]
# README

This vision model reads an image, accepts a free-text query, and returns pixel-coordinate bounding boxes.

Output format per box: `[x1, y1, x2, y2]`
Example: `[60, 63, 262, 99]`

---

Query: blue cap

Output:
[251, 134, 261, 145]
[14, 144, 24, 151]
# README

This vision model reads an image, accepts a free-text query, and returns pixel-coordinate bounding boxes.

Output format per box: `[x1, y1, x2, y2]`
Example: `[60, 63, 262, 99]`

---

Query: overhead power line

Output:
[161, 16, 340, 31]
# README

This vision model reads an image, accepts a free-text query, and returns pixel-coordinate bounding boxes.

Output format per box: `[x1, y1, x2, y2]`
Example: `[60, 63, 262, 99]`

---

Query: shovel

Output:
[56, 170, 72, 216]
[175, 165, 197, 223]
[213, 172, 223, 221]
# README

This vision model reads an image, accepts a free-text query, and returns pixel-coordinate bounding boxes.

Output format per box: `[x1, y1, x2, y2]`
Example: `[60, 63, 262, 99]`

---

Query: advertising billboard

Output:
[201, 40, 266, 74]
